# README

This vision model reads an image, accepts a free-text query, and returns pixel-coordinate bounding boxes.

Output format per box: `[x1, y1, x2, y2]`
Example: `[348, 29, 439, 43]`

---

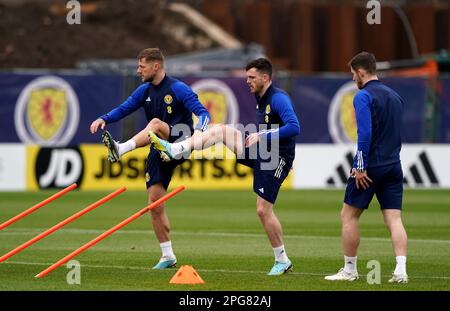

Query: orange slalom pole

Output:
[0, 183, 77, 230]
[35, 185, 185, 278]
[0, 187, 127, 263]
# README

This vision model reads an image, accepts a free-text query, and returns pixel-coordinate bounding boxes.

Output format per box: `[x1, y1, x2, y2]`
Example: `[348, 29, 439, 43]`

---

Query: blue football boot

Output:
[148, 131, 174, 162]
[267, 259, 293, 276]
[152, 256, 177, 270]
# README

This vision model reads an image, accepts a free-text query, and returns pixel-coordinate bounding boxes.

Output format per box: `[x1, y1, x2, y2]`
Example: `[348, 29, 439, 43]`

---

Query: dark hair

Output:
[348, 51, 376, 74]
[246, 58, 272, 79]
[137, 48, 164, 64]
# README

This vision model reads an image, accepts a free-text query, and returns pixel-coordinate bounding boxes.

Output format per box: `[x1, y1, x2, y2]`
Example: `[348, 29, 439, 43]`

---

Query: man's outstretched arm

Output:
[90, 84, 147, 134]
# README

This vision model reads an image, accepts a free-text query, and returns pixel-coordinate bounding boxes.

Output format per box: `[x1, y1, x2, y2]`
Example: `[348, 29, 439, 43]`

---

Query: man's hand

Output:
[245, 133, 260, 147]
[351, 168, 373, 190]
[90, 118, 106, 134]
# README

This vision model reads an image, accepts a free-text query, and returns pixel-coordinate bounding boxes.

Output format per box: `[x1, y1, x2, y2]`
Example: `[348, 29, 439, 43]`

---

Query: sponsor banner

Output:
[3, 73, 442, 147]
[26, 145, 84, 191]
[16, 143, 450, 190]
[293, 144, 450, 189]
[292, 77, 429, 143]
[0, 73, 123, 146]
[399, 145, 450, 188]
[0, 144, 26, 191]
[26, 144, 293, 191]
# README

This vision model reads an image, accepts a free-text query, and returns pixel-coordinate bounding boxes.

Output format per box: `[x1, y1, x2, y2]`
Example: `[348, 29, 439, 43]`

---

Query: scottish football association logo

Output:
[14, 76, 80, 146]
[190, 79, 239, 126]
[328, 81, 358, 143]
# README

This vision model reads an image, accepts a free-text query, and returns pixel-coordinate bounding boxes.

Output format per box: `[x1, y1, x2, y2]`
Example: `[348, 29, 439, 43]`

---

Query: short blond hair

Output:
[137, 48, 164, 65]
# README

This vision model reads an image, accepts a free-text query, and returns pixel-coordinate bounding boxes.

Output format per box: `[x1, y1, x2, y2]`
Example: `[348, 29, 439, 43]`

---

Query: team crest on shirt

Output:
[265, 105, 271, 114]
[14, 76, 79, 146]
[164, 95, 173, 104]
[145, 172, 150, 182]
[328, 81, 358, 143]
[190, 79, 239, 126]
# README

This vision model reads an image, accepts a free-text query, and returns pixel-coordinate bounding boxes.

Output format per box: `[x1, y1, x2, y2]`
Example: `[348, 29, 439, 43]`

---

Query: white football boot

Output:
[388, 273, 408, 283]
[325, 268, 359, 281]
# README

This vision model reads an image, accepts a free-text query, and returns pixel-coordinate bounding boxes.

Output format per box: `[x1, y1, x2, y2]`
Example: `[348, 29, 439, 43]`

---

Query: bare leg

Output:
[256, 196, 284, 247]
[324, 203, 363, 280]
[382, 209, 407, 256]
[148, 183, 171, 243]
[383, 209, 408, 280]
[189, 124, 244, 156]
[341, 203, 364, 257]
[132, 118, 170, 147]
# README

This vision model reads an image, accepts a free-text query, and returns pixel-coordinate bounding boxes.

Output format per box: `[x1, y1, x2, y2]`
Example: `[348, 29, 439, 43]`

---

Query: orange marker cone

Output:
[169, 265, 205, 284]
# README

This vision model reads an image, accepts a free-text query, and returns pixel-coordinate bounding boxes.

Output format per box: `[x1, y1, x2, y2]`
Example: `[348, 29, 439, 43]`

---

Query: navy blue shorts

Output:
[344, 162, 403, 210]
[237, 157, 292, 204]
[145, 148, 186, 190]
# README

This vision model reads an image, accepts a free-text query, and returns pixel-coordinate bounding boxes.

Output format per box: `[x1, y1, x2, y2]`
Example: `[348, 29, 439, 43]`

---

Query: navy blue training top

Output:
[100, 75, 210, 142]
[353, 80, 404, 171]
[256, 84, 300, 163]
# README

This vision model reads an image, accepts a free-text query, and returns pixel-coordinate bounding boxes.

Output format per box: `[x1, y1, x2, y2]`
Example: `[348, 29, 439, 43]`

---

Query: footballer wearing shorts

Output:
[89, 48, 210, 269]
[325, 52, 408, 283]
[148, 58, 301, 276]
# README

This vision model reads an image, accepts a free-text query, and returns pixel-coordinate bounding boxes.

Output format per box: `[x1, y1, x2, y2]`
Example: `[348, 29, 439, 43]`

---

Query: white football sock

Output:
[344, 256, 357, 273]
[394, 256, 407, 275]
[160, 241, 175, 259]
[118, 139, 136, 158]
[273, 245, 289, 263]
[170, 140, 190, 156]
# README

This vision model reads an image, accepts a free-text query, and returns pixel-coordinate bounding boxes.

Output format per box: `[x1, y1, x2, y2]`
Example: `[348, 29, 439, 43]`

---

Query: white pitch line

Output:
[4, 260, 450, 281]
[1, 228, 450, 245]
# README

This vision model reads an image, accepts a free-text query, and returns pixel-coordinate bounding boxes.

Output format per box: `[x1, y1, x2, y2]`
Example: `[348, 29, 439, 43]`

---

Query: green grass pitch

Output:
[0, 189, 449, 291]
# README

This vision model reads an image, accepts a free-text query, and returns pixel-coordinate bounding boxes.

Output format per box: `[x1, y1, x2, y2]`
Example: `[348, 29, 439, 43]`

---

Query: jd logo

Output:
[36, 147, 84, 188]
